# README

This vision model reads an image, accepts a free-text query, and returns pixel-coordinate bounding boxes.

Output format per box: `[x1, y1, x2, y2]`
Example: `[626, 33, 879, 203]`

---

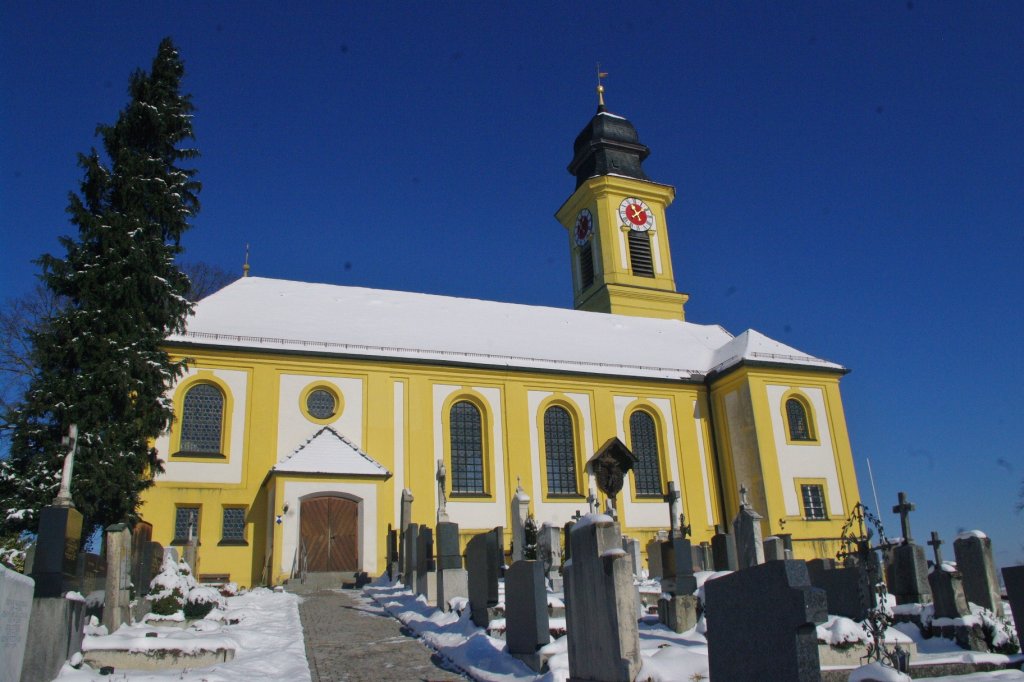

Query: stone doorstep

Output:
[82, 647, 234, 671]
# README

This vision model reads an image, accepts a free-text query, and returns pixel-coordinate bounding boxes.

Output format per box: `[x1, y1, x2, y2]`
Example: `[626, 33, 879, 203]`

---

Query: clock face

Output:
[574, 209, 594, 245]
[619, 198, 655, 231]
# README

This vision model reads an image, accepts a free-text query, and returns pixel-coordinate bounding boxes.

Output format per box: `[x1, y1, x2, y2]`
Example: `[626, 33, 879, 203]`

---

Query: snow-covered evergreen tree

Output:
[0, 38, 200, 536]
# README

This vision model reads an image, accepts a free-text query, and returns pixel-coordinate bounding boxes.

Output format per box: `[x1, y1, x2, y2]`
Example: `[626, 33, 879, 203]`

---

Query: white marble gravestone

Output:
[1, 564, 35, 682]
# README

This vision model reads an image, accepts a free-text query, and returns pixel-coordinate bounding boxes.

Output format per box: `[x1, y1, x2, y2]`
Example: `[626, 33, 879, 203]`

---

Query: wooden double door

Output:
[300, 496, 358, 572]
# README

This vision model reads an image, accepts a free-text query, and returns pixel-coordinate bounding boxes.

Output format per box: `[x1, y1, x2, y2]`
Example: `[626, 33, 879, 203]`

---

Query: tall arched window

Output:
[629, 410, 662, 496]
[179, 383, 224, 454]
[450, 400, 485, 494]
[786, 398, 814, 441]
[544, 405, 578, 495]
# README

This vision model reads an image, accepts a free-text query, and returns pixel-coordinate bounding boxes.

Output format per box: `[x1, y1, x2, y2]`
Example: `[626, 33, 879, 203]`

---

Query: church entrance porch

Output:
[300, 496, 358, 572]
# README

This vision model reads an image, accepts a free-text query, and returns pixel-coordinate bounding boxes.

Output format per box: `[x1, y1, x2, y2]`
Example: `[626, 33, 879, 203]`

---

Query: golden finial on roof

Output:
[596, 63, 608, 109]
[243, 243, 250, 277]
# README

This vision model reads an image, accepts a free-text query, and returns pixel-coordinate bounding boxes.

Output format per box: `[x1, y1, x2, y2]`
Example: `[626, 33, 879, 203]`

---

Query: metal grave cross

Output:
[927, 531, 944, 566]
[891, 491, 916, 543]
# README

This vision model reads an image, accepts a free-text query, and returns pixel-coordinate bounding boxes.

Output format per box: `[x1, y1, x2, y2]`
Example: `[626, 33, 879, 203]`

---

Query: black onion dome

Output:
[568, 107, 651, 188]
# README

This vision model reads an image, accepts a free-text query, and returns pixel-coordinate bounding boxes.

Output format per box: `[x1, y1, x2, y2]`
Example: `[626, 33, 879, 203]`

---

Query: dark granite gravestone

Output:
[887, 492, 931, 604]
[505, 560, 549, 671]
[436, 522, 462, 570]
[493, 526, 506, 575]
[764, 536, 786, 562]
[398, 488, 413, 576]
[32, 505, 84, 597]
[415, 525, 437, 602]
[711, 528, 738, 572]
[130, 521, 153, 593]
[646, 535, 665, 578]
[564, 517, 641, 682]
[435, 521, 467, 612]
[403, 522, 419, 590]
[466, 531, 499, 627]
[1000, 566, 1024, 641]
[806, 558, 871, 620]
[386, 525, 399, 581]
[705, 560, 827, 682]
[953, 532, 1002, 616]
[926, 531, 969, 619]
[660, 536, 697, 596]
[137, 540, 164, 598]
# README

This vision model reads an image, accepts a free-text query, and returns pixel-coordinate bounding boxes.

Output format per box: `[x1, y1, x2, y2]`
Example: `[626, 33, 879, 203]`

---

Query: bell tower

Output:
[555, 80, 688, 321]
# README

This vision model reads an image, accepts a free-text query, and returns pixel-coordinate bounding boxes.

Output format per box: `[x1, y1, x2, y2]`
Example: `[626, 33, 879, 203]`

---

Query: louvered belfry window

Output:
[630, 411, 663, 496]
[450, 401, 485, 494]
[544, 406, 578, 495]
[786, 398, 812, 441]
[579, 242, 595, 290]
[627, 230, 655, 277]
[180, 383, 224, 454]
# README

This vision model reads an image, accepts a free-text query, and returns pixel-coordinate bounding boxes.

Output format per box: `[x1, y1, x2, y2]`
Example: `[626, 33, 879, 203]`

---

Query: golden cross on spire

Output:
[243, 243, 250, 277]
[596, 63, 608, 108]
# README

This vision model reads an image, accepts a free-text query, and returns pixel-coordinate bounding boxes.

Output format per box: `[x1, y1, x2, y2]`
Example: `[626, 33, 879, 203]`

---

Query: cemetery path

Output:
[298, 589, 470, 682]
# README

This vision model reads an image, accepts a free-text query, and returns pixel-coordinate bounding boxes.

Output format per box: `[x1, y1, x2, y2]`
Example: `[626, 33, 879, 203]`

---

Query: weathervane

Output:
[243, 243, 251, 278]
[596, 63, 608, 109]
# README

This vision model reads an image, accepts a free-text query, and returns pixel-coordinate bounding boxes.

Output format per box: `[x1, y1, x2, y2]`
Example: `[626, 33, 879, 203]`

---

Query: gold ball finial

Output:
[243, 243, 251, 277]
[596, 63, 608, 109]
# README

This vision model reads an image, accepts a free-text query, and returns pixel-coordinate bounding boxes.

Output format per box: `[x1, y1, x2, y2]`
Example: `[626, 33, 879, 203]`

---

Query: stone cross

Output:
[571, 509, 583, 522]
[739, 483, 750, 508]
[892, 491, 915, 543]
[665, 481, 682, 533]
[436, 461, 448, 522]
[53, 424, 79, 508]
[927, 531, 944, 566]
[586, 484, 600, 515]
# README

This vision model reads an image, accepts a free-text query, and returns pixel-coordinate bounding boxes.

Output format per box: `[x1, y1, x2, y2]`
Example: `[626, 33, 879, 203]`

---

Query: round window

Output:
[306, 388, 337, 420]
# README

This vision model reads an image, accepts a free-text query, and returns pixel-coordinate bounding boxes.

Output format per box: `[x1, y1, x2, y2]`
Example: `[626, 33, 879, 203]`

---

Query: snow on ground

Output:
[54, 588, 310, 681]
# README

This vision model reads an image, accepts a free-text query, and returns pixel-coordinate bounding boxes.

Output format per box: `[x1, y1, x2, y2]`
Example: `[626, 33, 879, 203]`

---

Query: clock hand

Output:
[630, 206, 643, 221]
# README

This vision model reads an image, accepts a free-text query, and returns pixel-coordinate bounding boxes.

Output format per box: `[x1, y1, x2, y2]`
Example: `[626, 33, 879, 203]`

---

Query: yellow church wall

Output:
[144, 342, 741, 584]
[708, 365, 861, 561]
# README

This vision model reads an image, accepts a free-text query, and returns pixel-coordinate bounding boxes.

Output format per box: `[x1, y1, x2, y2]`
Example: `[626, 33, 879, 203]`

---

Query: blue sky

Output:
[2, 3, 1022, 567]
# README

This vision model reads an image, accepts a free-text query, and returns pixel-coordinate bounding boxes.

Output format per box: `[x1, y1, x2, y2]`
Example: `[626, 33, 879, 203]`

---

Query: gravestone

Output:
[778, 533, 795, 559]
[104, 524, 132, 632]
[646, 535, 665, 578]
[953, 531, 1002, 616]
[927, 531, 969, 619]
[764, 536, 786, 562]
[660, 536, 697, 596]
[415, 525, 437, 603]
[887, 492, 931, 604]
[505, 560, 549, 671]
[711, 526, 738, 572]
[564, 516, 641, 682]
[705, 559, 827, 682]
[130, 521, 153, 592]
[403, 522, 419, 591]
[1000, 566, 1024, 641]
[386, 525, 399, 581]
[622, 536, 642, 577]
[538, 523, 563, 590]
[510, 481, 530, 562]
[698, 541, 712, 571]
[733, 486, 764, 569]
[658, 593, 699, 633]
[435, 521, 468, 612]
[398, 488, 414, 576]
[0, 564, 34, 682]
[466, 531, 500, 627]
[806, 558, 871, 621]
[493, 526, 506, 575]
[137, 540, 164, 599]
[32, 505, 84, 597]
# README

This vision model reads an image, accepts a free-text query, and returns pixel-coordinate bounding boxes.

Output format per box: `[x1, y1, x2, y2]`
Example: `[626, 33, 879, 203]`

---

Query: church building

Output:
[140, 94, 862, 587]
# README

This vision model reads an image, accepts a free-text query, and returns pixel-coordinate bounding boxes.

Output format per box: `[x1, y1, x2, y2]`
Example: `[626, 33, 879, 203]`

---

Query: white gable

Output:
[170, 277, 842, 379]
[273, 426, 390, 477]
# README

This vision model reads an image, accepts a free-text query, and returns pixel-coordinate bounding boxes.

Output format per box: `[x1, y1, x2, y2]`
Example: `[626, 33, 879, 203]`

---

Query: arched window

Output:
[544, 405, 578, 495]
[450, 400, 485, 494]
[786, 398, 814, 441]
[629, 410, 662, 496]
[179, 383, 224, 454]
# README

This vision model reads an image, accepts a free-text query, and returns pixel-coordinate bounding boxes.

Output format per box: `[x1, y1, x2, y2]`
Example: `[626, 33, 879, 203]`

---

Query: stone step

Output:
[282, 571, 357, 593]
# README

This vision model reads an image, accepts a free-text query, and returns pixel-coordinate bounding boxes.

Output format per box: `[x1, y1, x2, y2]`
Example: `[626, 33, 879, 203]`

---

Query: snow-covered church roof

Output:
[168, 277, 843, 380]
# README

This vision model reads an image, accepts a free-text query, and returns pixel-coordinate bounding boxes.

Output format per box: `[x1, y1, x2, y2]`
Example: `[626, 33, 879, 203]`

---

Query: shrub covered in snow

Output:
[184, 585, 227, 620]
[219, 581, 240, 597]
[147, 553, 198, 616]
